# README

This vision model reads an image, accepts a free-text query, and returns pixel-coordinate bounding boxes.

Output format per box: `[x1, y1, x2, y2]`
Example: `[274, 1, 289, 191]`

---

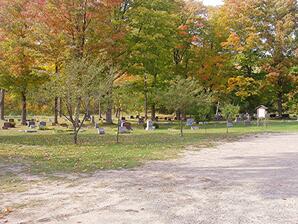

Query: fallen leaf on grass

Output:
[0, 207, 13, 219]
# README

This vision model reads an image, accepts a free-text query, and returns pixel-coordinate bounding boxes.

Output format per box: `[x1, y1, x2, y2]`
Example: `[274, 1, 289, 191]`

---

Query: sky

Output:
[202, 0, 224, 6]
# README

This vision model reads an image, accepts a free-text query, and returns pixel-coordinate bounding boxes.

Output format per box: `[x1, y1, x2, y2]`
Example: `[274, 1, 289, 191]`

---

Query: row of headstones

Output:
[94, 119, 157, 135]
[1, 119, 47, 132]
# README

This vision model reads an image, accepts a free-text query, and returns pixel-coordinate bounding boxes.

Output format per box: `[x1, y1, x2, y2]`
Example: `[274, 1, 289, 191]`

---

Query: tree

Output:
[257, 0, 297, 116]
[221, 103, 240, 133]
[50, 59, 109, 144]
[0, 0, 46, 125]
[125, 0, 181, 120]
[36, 0, 124, 125]
[221, 0, 298, 116]
[162, 77, 211, 137]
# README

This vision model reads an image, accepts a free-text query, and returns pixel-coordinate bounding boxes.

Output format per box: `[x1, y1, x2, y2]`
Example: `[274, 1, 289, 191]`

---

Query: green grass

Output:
[0, 120, 297, 174]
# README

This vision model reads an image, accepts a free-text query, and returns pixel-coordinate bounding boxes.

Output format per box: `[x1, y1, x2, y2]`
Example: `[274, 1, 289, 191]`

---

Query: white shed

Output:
[256, 105, 268, 119]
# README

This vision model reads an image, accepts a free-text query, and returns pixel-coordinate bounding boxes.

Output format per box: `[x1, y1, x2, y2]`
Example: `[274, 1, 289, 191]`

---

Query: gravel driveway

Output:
[2, 133, 298, 224]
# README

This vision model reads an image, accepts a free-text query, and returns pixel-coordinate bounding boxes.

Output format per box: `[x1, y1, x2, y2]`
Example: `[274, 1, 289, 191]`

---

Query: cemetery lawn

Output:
[0, 120, 298, 174]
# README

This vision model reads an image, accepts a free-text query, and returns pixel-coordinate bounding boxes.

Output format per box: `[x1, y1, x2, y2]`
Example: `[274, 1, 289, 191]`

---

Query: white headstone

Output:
[97, 128, 105, 135]
[120, 119, 126, 127]
[90, 116, 95, 125]
[146, 120, 154, 131]
[186, 118, 195, 126]
[119, 126, 129, 133]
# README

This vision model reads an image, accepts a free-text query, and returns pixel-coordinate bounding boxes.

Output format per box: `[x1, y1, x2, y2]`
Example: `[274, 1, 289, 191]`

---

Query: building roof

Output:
[256, 105, 268, 110]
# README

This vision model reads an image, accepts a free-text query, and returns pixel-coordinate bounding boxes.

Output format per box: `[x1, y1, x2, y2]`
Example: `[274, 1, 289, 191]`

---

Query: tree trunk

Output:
[74, 130, 78, 144]
[97, 97, 102, 118]
[106, 84, 113, 124]
[116, 111, 121, 144]
[54, 64, 62, 119]
[176, 110, 181, 120]
[72, 98, 84, 145]
[58, 97, 62, 118]
[151, 74, 157, 121]
[54, 97, 59, 124]
[0, 89, 5, 120]
[86, 98, 91, 118]
[151, 104, 156, 121]
[106, 105, 113, 124]
[226, 119, 229, 134]
[144, 74, 148, 120]
[21, 92, 27, 125]
[182, 111, 186, 121]
[215, 101, 220, 120]
[180, 119, 184, 137]
[277, 92, 283, 117]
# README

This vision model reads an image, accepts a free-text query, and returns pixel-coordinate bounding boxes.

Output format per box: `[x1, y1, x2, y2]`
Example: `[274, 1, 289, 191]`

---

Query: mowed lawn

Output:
[0, 120, 298, 174]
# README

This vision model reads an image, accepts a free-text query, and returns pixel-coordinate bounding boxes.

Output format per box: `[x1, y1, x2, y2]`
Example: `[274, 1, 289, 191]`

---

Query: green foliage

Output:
[221, 104, 240, 121]
[162, 77, 212, 113]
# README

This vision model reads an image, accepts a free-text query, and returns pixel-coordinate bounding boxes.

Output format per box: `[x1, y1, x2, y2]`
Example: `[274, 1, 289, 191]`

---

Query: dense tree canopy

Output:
[0, 0, 297, 137]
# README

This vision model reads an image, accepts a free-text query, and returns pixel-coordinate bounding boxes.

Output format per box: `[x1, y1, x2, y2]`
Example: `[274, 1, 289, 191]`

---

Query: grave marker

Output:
[186, 118, 195, 126]
[146, 120, 154, 131]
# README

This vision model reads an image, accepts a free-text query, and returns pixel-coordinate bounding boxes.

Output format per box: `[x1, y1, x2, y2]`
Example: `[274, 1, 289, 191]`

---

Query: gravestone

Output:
[146, 120, 154, 131]
[119, 126, 129, 134]
[97, 128, 105, 135]
[234, 116, 241, 124]
[123, 122, 133, 130]
[39, 121, 46, 127]
[60, 123, 69, 128]
[90, 116, 95, 125]
[120, 118, 126, 127]
[2, 122, 14, 129]
[186, 118, 195, 126]
[138, 117, 144, 125]
[227, 122, 233, 128]
[95, 123, 99, 129]
[27, 121, 36, 127]
[270, 114, 277, 118]
[30, 124, 36, 129]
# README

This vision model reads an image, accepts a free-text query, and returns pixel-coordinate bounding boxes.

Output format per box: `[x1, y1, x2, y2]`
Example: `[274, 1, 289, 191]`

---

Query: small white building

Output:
[256, 105, 268, 119]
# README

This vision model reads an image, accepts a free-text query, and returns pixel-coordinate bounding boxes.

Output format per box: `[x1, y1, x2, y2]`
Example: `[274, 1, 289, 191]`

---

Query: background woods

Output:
[0, 0, 297, 143]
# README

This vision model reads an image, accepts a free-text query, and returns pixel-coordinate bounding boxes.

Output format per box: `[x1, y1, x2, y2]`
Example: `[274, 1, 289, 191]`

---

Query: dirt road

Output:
[1, 133, 298, 224]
